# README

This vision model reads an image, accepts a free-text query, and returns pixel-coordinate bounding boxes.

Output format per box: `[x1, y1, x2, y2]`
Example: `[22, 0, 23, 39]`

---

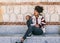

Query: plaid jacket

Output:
[31, 15, 46, 28]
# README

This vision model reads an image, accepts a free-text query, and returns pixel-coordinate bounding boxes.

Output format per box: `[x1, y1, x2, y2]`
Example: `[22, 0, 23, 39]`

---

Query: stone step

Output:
[0, 25, 60, 34]
[0, 34, 60, 43]
[0, 25, 60, 43]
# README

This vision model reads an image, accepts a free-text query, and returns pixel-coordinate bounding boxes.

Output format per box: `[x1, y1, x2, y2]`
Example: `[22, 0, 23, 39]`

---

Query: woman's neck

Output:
[35, 15, 39, 18]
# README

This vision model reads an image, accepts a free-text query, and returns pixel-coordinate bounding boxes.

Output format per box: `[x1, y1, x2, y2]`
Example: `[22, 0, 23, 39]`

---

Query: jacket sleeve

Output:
[40, 17, 46, 27]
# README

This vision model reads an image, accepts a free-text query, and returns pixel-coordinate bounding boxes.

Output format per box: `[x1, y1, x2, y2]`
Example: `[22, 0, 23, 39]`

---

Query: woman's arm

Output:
[39, 17, 46, 28]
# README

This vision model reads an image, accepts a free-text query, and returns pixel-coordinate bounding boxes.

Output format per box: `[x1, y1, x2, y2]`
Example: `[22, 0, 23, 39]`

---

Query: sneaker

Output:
[15, 42, 23, 43]
[20, 41, 23, 43]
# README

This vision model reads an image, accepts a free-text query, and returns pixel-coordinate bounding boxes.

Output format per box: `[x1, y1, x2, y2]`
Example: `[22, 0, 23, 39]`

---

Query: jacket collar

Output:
[32, 15, 42, 19]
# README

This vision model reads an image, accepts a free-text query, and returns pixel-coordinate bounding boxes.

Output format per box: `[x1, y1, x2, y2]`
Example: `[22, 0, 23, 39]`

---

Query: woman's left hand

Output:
[35, 24, 39, 27]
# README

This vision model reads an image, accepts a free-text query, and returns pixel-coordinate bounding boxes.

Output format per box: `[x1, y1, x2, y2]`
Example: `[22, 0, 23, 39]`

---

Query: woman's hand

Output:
[26, 15, 31, 20]
[35, 24, 39, 27]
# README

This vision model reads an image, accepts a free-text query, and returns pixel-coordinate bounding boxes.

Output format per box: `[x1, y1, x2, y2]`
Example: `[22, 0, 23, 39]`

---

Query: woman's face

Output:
[34, 10, 39, 16]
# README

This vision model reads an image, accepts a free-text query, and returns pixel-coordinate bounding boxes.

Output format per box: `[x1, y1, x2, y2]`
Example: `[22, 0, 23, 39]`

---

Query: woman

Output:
[20, 6, 46, 43]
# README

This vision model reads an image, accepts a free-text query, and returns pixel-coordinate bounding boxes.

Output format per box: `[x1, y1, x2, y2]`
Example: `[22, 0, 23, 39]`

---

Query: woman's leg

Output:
[23, 26, 33, 40]
[32, 26, 43, 35]
[23, 18, 33, 40]
[20, 26, 43, 43]
[20, 26, 34, 43]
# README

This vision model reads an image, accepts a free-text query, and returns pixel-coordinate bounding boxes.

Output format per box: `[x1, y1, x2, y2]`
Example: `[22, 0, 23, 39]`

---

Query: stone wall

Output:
[0, 0, 60, 23]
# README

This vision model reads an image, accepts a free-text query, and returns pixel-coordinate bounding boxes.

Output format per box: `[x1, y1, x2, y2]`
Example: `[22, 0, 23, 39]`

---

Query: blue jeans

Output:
[23, 26, 43, 40]
[23, 19, 43, 40]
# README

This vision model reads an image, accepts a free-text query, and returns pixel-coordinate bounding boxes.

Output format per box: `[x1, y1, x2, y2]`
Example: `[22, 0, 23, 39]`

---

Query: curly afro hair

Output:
[35, 6, 44, 13]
